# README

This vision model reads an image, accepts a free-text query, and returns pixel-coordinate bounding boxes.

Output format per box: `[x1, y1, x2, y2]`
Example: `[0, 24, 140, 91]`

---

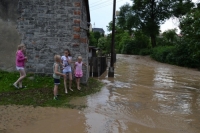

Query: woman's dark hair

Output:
[64, 49, 71, 56]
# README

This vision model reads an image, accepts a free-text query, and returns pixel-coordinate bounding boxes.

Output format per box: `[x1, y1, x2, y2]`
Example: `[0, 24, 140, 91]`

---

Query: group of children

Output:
[53, 49, 87, 100]
[13, 44, 87, 100]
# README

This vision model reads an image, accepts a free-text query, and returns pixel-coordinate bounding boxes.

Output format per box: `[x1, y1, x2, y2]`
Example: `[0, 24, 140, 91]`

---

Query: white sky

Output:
[89, 0, 199, 34]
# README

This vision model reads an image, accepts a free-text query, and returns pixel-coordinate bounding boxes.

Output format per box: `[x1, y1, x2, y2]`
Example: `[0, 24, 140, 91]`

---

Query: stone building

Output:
[0, 0, 91, 83]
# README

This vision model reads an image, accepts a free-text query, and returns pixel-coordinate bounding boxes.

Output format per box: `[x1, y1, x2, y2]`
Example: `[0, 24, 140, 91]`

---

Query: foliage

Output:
[171, 0, 195, 18]
[89, 31, 104, 47]
[117, 3, 134, 34]
[118, 31, 132, 53]
[172, 41, 199, 67]
[178, 7, 200, 68]
[162, 29, 178, 44]
[151, 46, 176, 63]
[116, 0, 194, 47]
[93, 31, 103, 41]
[139, 48, 152, 56]
[122, 31, 149, 55]
[0, 70, 103, 108]
[97, 37, 109, 55]
[89, 32, 97, 46]
[120, 31, 150, 55]
[151, 41, 200, 68]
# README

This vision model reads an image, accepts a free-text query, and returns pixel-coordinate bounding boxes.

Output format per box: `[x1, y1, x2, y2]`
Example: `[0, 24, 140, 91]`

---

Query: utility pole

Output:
[108, 0, 116, 77]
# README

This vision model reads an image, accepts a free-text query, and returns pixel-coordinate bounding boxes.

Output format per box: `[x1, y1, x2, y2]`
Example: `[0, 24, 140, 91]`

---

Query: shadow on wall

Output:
[0, 0, 21, 71]
[0, 0, 20, 21]
[0, 19, 21, 71]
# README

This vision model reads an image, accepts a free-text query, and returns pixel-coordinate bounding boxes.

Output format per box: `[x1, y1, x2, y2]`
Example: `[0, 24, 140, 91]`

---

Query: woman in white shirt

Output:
[61, 49, 73, 93]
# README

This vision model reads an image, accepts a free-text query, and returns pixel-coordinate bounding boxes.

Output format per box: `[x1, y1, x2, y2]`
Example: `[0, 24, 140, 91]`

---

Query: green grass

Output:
[0, 70, 103, 109]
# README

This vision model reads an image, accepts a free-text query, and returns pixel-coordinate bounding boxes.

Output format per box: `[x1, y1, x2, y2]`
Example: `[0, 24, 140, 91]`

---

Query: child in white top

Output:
[74, 56, 87, 90]
[61, 49, 73, 93]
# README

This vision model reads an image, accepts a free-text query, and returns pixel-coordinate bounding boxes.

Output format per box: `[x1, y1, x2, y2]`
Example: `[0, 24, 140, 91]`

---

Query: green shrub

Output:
[139, 48, 152, 56]
[151, 46, 175, 62]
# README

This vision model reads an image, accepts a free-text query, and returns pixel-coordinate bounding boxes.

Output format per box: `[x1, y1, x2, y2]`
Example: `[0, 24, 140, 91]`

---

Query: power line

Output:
[90, 0, 114, 8]
[89, 0, 110, 6]
[90, 0, 124, 11]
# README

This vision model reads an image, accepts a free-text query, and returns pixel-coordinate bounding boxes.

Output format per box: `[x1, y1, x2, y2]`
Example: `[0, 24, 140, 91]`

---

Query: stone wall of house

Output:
[0, 0, 21, 71]
[16, 0, 90, 83]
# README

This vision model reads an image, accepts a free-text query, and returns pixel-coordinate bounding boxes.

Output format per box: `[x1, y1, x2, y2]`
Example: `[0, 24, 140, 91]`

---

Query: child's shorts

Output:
[54, 78, 60, 85]
[16, 66, 24, 71]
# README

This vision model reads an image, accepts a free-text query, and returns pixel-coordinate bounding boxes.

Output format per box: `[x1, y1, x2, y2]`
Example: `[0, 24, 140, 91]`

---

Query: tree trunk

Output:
[150, 0, 156, 48]
[150, 35, 156, 48]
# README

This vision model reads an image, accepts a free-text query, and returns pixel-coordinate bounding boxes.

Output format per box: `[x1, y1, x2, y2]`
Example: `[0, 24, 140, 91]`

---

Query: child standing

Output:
[53, 55, 66, 100]
[61, 49, 73, 93]
[13, 44, 27, 89]
[74, 56, 87, 90]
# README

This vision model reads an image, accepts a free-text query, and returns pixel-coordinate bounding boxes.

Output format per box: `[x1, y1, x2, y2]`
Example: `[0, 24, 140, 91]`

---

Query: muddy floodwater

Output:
[1, 54, 200, 133]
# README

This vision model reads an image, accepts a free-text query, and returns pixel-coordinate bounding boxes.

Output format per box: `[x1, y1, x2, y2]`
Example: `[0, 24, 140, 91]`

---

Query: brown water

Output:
[1, 54, 200, 133]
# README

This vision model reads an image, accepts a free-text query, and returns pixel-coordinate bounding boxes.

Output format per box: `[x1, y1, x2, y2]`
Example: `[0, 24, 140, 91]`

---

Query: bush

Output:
[173, 41, 200, 68]
[151, 46, 175, 62]
[139, 48, 152, 56]
[151, 41, 200, 69]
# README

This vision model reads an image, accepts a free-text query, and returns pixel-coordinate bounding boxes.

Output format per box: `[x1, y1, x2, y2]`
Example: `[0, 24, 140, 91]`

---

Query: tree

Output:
[117, 0, 194, 47]
[179, 6, 200, 67]
[89, 32, 97, 46]
[117, 3, 134, 34]
[172, 0, 195, 18]
[98, 37, 109, 55]
[89, 31, 104, 47]
[162, 29, 177, 44]
[93, 32, 103, 42]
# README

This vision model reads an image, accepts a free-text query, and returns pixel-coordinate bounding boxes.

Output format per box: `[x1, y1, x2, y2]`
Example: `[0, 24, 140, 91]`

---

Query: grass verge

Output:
[0, 70, 103, 109]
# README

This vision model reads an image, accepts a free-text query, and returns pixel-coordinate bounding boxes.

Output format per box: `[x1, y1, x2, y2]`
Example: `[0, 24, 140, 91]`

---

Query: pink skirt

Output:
[75, 70, 83, 77]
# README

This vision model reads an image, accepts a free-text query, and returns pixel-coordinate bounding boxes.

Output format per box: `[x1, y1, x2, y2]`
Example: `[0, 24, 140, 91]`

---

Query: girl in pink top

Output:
[74, 56, 87, 90]
[13, 44, 27, 89]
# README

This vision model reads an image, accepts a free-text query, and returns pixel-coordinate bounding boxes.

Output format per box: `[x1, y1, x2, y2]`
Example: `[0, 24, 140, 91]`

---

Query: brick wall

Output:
[17, 0, 90, 83]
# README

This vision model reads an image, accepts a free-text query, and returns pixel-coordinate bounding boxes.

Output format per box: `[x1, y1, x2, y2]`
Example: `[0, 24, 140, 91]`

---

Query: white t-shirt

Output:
[61, 56, 72, 73]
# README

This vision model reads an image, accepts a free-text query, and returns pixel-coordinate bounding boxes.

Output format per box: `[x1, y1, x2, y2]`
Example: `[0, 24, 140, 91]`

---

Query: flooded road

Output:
[76, 54, 200, 133]
[1, 54, 200, 133]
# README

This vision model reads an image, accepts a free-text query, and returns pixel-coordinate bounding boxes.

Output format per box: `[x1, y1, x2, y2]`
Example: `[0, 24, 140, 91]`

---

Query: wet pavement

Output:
[1, 54, 200, 133]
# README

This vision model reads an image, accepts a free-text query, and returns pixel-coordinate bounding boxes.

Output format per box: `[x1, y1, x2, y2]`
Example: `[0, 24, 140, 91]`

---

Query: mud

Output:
[1, 54, 200, 133]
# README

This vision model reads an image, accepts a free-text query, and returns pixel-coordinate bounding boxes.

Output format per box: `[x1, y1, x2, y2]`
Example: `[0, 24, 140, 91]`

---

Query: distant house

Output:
[92, 28, 105, 35]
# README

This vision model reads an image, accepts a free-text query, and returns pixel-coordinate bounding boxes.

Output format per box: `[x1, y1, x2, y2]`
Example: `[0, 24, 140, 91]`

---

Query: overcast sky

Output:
[89, 0, 199, 34]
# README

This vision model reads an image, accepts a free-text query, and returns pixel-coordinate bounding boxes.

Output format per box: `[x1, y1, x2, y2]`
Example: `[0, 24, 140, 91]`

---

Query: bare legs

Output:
[64, 76, 67, 93]
[76, 77, 81, 90]
[64, 72, 73, 93]
[54, 85, 58, 96]
[69, 73, 72, 91]
[13, 69, 26, 88]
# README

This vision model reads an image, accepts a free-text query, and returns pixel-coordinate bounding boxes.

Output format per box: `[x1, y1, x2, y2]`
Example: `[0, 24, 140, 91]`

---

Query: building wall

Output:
[0, 0, 21, 71]
[0, 0, 90, 83]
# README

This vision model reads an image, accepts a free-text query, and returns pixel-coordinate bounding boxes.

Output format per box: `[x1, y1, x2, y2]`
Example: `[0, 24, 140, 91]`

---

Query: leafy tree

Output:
[121, 31, 150, 54]
[106, 21, 131, 53]
[89, 31, 104, 47]
[172, 0, 195, 18]
[117, 3, 134, 34]
[118, 32, 131, 53]
[89, 32, 97, 46]
[97, 37, 108, 55]
[117, 0, 194, 48]
[93, 32, 103, 42]
[162, 29, 177, 44]
[178, 6, 200, 67]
